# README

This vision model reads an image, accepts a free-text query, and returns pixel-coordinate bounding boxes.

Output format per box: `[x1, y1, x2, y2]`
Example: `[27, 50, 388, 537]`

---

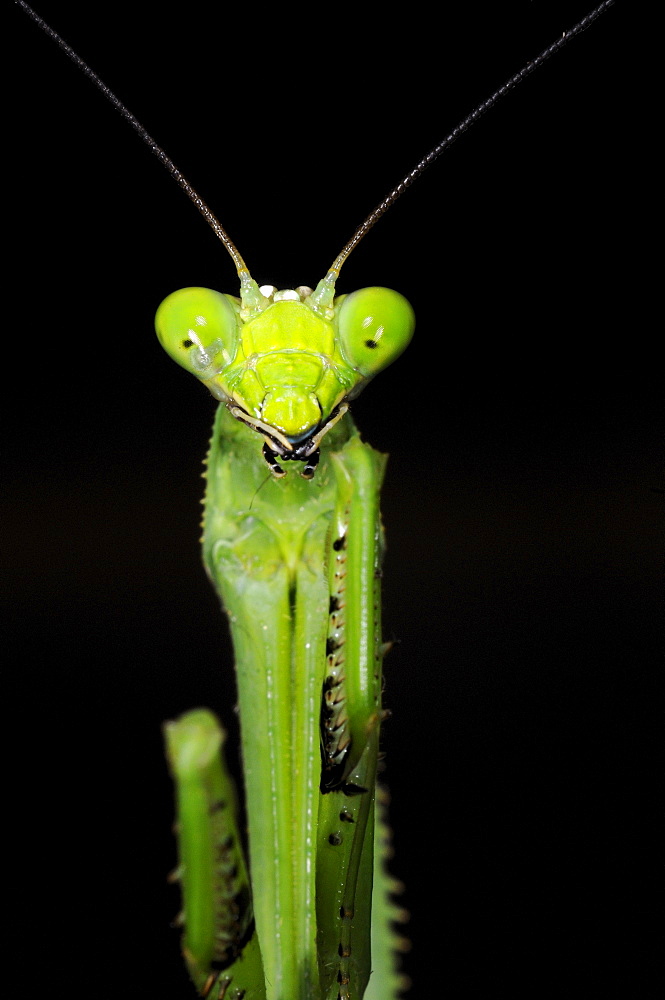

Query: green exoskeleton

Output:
[159, 272, 414, 1000]
[15, 2, 618, 998]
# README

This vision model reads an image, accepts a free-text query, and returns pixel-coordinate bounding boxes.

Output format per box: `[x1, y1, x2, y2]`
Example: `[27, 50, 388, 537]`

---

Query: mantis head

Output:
[156, 276, 414, 478]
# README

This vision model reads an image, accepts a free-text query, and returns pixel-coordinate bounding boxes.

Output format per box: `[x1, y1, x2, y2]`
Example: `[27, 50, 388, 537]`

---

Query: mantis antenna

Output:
[15, 0, 268, 313]
[18, 0, 615, 309]
[325, 0, 615, 282]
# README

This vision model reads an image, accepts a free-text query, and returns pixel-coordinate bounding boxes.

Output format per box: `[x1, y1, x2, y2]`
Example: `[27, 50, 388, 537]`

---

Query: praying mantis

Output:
[11, 2, 661, 997]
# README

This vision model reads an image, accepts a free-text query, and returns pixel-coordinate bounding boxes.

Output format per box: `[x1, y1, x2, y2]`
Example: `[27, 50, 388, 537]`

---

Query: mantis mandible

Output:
[10, 3, 652, 996]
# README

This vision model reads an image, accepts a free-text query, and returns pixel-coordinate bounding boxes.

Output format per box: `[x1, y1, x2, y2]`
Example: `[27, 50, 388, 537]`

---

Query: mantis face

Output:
[156, 282, 414, 477]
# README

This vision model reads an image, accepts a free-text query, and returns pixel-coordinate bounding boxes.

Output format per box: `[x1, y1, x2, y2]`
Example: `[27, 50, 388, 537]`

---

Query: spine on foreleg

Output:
[163, 709, 266, 998]
[316, 436, 388, 997]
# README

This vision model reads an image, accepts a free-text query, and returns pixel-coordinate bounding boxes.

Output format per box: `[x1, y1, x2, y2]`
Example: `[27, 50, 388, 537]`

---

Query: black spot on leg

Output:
[333, 535, 346, 551]
[328, 832, 343, 846]
[323, 675, 336, 693]
[341, 782, 368, 797]
[339, 809, 354, 823]
[326, 637, 342, 656]
[182, 339, 194, 348]
[329, 595, 340, 614]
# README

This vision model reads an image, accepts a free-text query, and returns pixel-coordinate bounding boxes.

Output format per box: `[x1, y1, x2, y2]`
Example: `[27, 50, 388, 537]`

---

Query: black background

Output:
[7, 2, 661, 997]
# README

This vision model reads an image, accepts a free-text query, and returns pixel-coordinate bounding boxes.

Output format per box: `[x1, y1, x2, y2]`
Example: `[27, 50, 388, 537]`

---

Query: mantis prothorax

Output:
[10, 3, 640, 996]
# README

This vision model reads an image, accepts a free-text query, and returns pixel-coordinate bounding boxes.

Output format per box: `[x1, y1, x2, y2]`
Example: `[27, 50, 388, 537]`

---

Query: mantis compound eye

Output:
[336, 287, 415, 379]
[155, 287, 240, 383]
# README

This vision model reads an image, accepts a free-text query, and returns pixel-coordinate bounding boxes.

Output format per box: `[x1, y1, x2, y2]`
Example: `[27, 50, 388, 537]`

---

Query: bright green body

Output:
[200, 404, 386, 998]
[162, 288, 412, 999]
